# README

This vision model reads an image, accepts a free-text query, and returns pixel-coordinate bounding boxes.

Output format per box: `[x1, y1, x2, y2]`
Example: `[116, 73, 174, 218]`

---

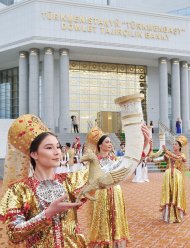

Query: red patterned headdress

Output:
[2, 114, 49, 193]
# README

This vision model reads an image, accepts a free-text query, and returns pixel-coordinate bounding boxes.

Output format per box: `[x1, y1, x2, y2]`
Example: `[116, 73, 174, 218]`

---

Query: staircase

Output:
[56, 133, 87, 147]
[152, 133, 172, 151]
[57, 132, 122, 151]
[147, 162, 163, 173]
[158, 121, 176, 145]
[159, 122, 190, 169]
[147, 162, 166, 173]
[147, 122, 174, 173]
[2, 127, 188, 179]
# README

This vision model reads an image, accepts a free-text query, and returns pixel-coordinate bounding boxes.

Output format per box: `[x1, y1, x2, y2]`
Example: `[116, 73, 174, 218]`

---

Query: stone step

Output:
[147, 162, 164, 173]
[56, 132, 122, 151]
[56, 133, 87, 149]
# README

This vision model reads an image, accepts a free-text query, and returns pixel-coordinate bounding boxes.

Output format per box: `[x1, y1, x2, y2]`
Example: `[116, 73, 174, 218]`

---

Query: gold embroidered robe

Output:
[88, 157, 129, 248]
[0, 170, 88, 248]
[160, 151, 187, 223]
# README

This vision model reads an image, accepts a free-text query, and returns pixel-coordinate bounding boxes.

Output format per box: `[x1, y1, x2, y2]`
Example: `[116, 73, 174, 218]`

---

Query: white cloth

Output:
[69, 162, 86, 172]
[55, 162, 87, 173]
[132, 161, 149, 183]
[55, 164, 70, 173]
[100, 157, 123, 173]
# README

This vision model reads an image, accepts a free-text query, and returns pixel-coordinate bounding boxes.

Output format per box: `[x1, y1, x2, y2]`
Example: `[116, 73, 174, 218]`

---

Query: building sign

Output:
[41, 12, 185, 41]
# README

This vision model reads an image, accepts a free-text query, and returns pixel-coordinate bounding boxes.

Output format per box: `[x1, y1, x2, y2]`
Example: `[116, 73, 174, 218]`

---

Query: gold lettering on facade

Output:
[41, 12, 186, 41]
[100, 27, 142, 38]
[124, 21, 182, 35]
[62, 22, 96, 33]
[145, 32, 168, 40]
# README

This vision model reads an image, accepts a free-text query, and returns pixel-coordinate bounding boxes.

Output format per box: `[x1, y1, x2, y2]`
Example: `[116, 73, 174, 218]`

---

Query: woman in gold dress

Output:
[152, 135, 187, 223]
[0, 114, 88, 248]
[88, 134, 130, 248]
[0, 115, 150, 248]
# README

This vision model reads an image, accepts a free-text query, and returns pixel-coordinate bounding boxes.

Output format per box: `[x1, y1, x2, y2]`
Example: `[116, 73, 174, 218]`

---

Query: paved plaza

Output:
[78, 173, 190, 248]
[0, 172, 190, 247]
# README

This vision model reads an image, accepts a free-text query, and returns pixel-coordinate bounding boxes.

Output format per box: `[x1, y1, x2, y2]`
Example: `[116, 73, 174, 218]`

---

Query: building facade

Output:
[0, 0, 190, 140]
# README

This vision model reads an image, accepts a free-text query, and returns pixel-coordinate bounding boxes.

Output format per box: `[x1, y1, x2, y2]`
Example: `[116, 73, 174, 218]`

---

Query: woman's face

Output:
[173, 142, 180, 152]
[31, 135, 62, 169]
[99, 137, 112, 152]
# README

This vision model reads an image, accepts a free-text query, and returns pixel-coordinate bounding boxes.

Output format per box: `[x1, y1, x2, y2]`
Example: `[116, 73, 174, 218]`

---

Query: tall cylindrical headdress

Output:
[176, 135, 189, 168]
[176, 135, 188, 148]
[86, 126, 104, 152]
[2, 114, 49, 193]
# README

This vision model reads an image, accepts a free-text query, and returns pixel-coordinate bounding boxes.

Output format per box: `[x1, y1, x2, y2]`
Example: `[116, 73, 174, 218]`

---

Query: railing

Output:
[158, 121, 190, 171]
[158, 121, 176, 144]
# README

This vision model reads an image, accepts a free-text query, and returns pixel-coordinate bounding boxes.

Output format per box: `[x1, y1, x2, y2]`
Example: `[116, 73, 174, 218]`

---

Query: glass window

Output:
[169, 7, 190, 17]
[70, 61, 147, 132]
[0, 67, 18, 119]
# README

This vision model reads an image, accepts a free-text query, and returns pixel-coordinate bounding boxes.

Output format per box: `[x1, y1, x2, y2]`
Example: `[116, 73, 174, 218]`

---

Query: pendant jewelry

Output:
[99, 157, 111, 168]
[36, 180, 66, 204]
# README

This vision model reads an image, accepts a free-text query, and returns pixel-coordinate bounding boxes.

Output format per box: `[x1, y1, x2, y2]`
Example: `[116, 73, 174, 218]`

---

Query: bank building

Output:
[0, 0, 190, 158]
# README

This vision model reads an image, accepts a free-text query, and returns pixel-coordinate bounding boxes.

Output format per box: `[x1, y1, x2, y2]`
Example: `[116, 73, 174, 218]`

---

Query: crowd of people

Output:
[0, 113, 189, 248]
[55, 137, 85, 174]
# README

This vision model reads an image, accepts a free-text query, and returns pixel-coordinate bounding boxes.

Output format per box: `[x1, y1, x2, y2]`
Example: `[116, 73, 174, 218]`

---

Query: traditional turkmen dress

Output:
[0, 170, 88, 248]
[89, 156, 130, 248]
[160, 151, 186, 223]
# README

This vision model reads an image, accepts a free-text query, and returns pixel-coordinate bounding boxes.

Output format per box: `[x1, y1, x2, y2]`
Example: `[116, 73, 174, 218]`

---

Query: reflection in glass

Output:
[70, 61, 147, 132]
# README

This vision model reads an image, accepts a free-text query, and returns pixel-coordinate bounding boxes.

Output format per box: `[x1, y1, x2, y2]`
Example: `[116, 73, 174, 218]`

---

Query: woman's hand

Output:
[141, 124, 151, 151]
[45, 194, 83, 219]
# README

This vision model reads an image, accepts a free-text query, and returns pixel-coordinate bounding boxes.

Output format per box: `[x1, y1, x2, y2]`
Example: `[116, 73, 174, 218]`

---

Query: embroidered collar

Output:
[97, 155, 115, 160]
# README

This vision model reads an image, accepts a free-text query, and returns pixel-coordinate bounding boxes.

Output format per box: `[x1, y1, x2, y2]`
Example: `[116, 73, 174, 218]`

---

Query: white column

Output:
[159, 57, 169, 127]
[29, 48, 39, 116]
[171, 58, 181, 132]
[43, 47, 54, 131]
[59, 49, 70, 133]
[180, 61, 189, 133]
[19, 51, 29, 115]
[188, 64, 190, 128]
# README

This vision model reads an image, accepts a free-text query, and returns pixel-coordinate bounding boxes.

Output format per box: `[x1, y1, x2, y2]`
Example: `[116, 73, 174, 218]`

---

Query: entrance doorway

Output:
[97, 111, 121, 133]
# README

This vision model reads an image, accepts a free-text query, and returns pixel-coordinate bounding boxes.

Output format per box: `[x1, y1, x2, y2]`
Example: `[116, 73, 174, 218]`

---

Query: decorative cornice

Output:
[1, 36, 190, 59]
